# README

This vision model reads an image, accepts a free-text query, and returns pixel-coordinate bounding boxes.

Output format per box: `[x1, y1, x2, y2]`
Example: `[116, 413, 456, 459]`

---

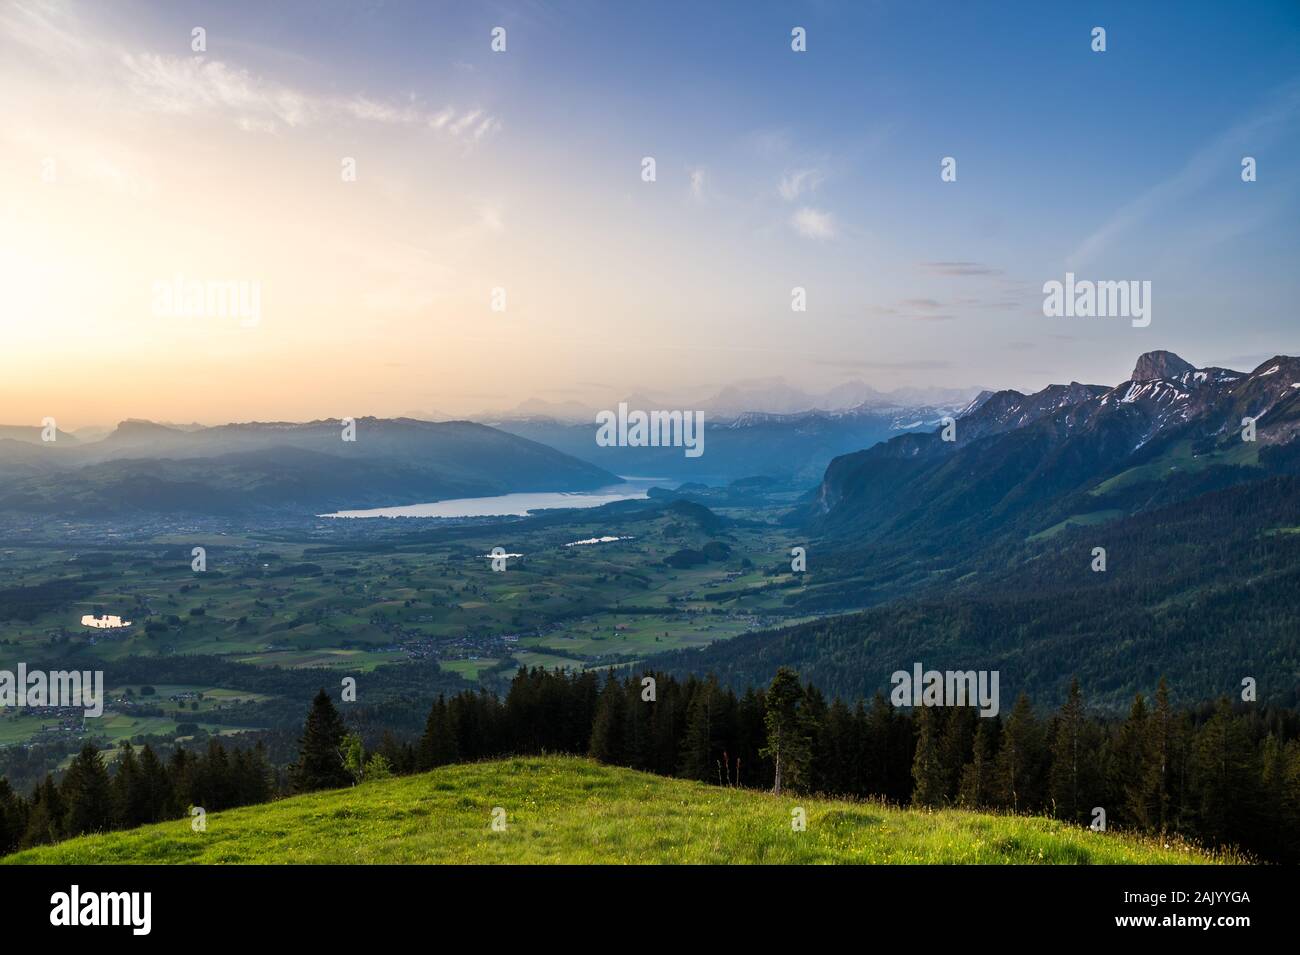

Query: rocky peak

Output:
[1131, 351, 1196, 382]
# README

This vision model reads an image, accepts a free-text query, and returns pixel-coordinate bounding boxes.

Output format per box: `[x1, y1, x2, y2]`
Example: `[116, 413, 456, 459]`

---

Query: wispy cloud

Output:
[921, 261, 1004, 276]
[791, 206, 836, 239]
[689, 167, 707, 200]
[814, 358, 954, 371]
[120, 53, 499, 139]
[1067, 79, 1300, 268]
[476, 200, 505, 233]
[778, 168, 824, 201]
[1, 2, 498, 140]
[0, 0, 94, 65]
[868, 292, 1025, 322]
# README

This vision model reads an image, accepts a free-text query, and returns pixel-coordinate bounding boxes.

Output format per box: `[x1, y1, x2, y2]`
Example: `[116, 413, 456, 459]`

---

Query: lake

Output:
[320, 480, 660, 519]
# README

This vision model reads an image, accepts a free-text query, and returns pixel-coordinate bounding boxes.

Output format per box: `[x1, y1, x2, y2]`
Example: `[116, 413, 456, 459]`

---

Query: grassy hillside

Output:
[3, 756, 1225, 864]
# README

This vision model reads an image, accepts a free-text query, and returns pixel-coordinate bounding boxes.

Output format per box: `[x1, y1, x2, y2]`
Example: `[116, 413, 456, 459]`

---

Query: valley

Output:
[0, 485, 824, 774]
[2, 350, 1299, 800]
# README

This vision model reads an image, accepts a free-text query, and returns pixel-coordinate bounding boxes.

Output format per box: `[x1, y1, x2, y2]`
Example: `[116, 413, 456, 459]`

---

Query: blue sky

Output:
[3, 0, 1299, 423]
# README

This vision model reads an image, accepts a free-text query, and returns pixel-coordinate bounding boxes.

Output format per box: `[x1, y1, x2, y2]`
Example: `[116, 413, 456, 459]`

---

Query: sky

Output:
[1, 0, 1299, 428]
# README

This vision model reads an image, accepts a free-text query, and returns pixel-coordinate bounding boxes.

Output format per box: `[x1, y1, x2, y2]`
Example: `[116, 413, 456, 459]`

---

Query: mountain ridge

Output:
[807, 350, 1300, 542]
[0, 416, 618, 516]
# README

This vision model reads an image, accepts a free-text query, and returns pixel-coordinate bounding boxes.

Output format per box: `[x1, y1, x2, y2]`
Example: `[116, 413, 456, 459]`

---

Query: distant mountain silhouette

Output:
[0, 417, 617, 516]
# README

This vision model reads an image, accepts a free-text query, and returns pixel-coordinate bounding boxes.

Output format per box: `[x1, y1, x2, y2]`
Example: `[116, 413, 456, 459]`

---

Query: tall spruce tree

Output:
[21, 775, 62, 848]
[61, 744, 113, 836]
[995, 693, 1046, 813]
[168, 748, 194, 813]
[1049, 678, 1090, 822]
[111, 742, 150, 829]
[761, 667, 813, 796]
[588, 675, 629, 766]
[137, 744, 173, 823]
[820, 698, 858, 795]
[1112, 693, 1150, 827]
[959, 714, 1000, 807]
[680, 676, 733, 783]
[0, 778, 23, 856]
[417, 696, 459, 770]
[292, 689, 351, 792]
[911, 706, 947, 807]
[1192, 697, 1259, 848]
[939, 705, 978, 803]
[1143, 678, 1176, 832]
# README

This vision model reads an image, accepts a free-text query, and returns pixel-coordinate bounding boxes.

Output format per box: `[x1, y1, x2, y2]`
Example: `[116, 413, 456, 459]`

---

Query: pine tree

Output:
[21, 775, 62, 848]
[111, 741, 150, 828]
[135, 743, 171, 821]
[863, 693, 894, 798]
[588, 675, 629, 765]
[939, 705, 978, 802]
[820, 698, 858, 795]
[1143, 678, 1175, 832]
[292, 689, 351, 792]
[376, 730, 415, 775]
[911, 706, 946, 807]
[959, 715, 1000, 807]
[243, 742, 273, 805]
[449, 692, 487, 760]
[1191, 697, 1258, 847]
[1112, 693, 1150, 827]
[0, 778, 23, 856]
[61, 744, 113, 836]
[198, 739, 235, 810]
[647, 676, 685, 776]
[761, 667, 813, 796]
[1049, 678, 1090, 822]
[995, 693, 1045, 813]
[417, 696, 459, 770]
[624, 675, 653, 772]
[168, 748, 194, 813]
[679, 676, 733, 783]
[734, 687, 768, 789]
[802, 683, 831, 793]
[1258, 736, 1300, 863]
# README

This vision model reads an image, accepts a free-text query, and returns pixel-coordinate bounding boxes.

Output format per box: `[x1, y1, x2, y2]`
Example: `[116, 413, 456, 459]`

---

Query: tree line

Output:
[314, 667, 1300, 862]
[4, 667, 1298, 862]
[0, 738, 273, 854]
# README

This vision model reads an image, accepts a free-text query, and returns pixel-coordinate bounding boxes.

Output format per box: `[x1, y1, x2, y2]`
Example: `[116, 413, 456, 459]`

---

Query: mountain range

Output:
[808, 350, 1300, 545]
[649, 350, 1300, 708]
[4, 350, 1298, 530]
[473, 377, 984, 423]
[495, 402, 965, 483]
[0, 418, 617, 517]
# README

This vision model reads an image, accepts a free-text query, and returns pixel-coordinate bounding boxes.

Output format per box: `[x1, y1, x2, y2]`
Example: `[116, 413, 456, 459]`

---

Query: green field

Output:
[1087, 439, 1261, 497]
[0, 504, 815, 703]
[1028, 510, 1125, 541]
[3, 756, 1227, 865]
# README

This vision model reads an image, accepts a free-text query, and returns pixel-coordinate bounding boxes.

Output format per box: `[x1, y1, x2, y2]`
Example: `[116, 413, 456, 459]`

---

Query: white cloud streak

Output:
[791, 206, 836, 239]
[778, 168, 823, 201]
[1067, 79, 1300, 268]
[0, 2, 499, 141]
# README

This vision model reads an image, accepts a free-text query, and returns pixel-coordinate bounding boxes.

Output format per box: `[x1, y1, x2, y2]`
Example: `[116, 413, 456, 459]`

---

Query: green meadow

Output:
[4, 756, 1228, 865]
